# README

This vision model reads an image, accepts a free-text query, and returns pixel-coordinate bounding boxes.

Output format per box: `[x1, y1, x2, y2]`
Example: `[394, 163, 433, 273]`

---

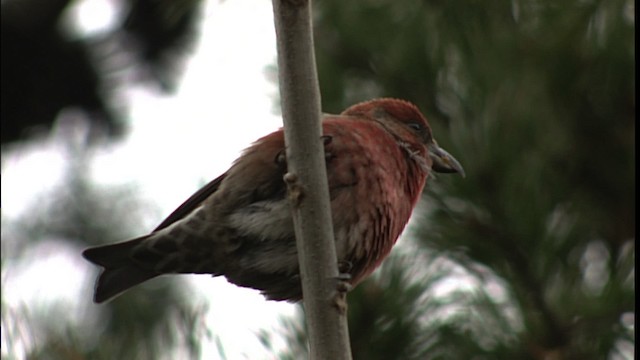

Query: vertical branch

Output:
[271, 0, 352, 359]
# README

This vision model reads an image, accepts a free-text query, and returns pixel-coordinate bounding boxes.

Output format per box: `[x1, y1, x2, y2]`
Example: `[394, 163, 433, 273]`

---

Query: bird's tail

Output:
[82, 236, 159, 303]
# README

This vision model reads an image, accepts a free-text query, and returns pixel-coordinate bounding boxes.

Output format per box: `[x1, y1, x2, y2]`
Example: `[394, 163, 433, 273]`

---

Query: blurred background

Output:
[1, 0, 634, 359]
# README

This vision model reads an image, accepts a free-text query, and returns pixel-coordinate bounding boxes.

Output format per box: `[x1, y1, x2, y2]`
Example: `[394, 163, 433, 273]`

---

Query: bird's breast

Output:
[322, 119, 427, 281]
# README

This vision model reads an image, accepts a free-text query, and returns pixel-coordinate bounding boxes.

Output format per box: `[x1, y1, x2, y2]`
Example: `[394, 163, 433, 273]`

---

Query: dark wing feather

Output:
[154, 173, 227, 231]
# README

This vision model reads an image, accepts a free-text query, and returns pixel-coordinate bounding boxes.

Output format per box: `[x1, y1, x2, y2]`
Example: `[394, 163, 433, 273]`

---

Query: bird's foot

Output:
[332, 272, 351, 314]
[335, 272, 352, 292]
[336, 261, 353, 293]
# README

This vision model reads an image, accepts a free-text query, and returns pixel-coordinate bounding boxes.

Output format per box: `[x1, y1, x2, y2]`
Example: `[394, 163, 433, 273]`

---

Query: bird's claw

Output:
[331, 271, 352, 314]
[335, 261, 352, 294]
[336, 277, 352, 293]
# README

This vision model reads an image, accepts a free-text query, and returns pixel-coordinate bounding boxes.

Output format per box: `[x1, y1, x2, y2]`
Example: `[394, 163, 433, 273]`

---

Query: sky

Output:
[1, 0, 297, 358]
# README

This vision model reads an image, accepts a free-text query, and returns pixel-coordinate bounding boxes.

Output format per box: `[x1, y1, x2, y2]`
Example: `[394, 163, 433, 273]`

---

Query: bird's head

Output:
[342, 98, 465, 177]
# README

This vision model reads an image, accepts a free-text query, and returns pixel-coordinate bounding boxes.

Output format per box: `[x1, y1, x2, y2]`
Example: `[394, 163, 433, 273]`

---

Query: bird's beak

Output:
[428, 143, 465, 177]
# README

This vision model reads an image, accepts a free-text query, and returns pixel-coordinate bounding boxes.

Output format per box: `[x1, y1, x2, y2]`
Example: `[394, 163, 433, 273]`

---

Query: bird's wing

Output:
[153, 173, 227, 231]
[154, 118, 379, 233]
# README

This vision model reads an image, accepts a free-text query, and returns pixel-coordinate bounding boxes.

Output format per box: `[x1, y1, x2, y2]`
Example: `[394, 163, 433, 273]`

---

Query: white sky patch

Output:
[67, 0, 120, 36]
[190, 276, 296, 359]
[2, 240, 88, 312]
[0, 142, 67, 220]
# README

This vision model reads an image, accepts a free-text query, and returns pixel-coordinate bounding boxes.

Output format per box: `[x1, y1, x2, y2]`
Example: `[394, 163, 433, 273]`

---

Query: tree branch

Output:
[271, 0, 352, 358]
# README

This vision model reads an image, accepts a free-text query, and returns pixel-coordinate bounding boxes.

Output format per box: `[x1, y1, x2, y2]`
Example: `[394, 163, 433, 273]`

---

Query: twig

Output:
[272, 0, 352, 358]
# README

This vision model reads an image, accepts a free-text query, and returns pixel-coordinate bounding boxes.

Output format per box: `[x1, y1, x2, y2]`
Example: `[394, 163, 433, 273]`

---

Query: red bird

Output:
[83, 98, 464, 303]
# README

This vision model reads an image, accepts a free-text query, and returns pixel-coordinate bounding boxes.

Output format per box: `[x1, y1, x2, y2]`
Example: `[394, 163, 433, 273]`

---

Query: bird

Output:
[82, 98, 465, 303]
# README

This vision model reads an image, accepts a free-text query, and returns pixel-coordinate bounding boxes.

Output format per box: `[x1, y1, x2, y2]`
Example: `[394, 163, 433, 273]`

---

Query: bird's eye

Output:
[407, 122, 423, 131]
